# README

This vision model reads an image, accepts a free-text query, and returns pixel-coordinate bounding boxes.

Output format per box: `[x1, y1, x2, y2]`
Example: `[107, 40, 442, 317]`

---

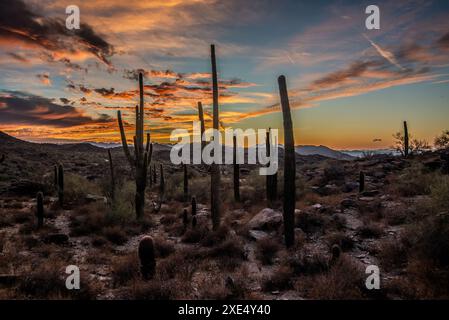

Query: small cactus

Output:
[233, 134, 240, 202]
[359, 171, 365, 193]
[191, 196, 197, 216]
[57, 164, 64, 207]
[403, 121, 409, 157]
[107, 149, 115, 201]
[138, 236, 156, 280]
[36, 192, 44, 229]
[331, 244, 341, 263]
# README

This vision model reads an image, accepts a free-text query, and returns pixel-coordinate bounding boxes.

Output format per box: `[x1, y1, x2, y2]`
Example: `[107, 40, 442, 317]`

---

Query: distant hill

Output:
[295, 145, 355, 160]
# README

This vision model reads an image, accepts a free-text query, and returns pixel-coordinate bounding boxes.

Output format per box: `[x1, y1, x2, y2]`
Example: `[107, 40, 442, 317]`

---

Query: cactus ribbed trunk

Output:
[138, 236, 156, 280]
[210, 44, 221, 230]
[278, 75, 296, 248]
[117, 73, 152, 219]
[108, 149, 115, 201]
[359, 171, 365, 193]
[36, 192, 44, 229]
[198, 101, 206, 152]
[403, 121, 409, 157]
[233, 134, 240, 202]
[266, 129, 277, 206]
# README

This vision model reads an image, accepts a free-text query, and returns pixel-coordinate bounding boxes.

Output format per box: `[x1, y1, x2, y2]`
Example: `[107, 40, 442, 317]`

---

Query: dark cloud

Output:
[7, 52, 29, 63]
[36, 73, 51, 85]
[437, 32, 449, 49]
[0, 0, 114, 66]
[0, 91, 113, 127]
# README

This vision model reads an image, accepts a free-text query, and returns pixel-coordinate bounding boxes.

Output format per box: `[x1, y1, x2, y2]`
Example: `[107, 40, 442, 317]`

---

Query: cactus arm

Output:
[117, 110, 134, 166]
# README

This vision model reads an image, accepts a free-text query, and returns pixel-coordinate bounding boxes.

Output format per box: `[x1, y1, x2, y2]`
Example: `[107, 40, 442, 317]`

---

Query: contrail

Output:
[363, 33, 404, 70]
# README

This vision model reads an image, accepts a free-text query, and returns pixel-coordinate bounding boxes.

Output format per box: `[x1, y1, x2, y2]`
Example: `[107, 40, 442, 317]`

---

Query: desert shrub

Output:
[430, 175, 449, 212]
[323, 162, 345, 183]
[107, 181, 134, 224]
[207, 237, 246, 270]
[65, 173, 99, 203]
[200, 225, 229, 247]
[112, 253, 139, 287]
[284, 248, 329, 275]
[358, 222, 383, 238]
[262, 266, 293, 292]
[69, 203, 107, 236]
[296, 211, 325, 234]
[302, 255, 364, 299]
[377, 238, 407, 272]
[394, 163, 434, 197]
[189, 176, 210, 203]
[154, 237, 175, 258]
[17, 259, 98, 299]
[256, 237, 281, 265]
[102, 226, 127, 245]
[132, 280, 176, 300]
[157, 250, 196, 281]
[324, 231, 354, 251]
[181, 224, 209, 243]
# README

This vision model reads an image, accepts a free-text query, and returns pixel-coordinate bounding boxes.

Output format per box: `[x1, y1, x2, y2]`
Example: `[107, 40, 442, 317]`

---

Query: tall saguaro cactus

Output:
[403, 121, 409, 157]
[198, 101, 206, 151]
[233, 134, 240, 202]
[117, 73, 153, 219]
[278, 75, 296, 248]
[266, 128, 277, 206]
[210, 44, 221, 230]
[108, 149, 115, 201]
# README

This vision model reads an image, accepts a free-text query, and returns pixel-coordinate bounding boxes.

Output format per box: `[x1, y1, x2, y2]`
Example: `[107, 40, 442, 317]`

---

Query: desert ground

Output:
[1, 130, 449, 300]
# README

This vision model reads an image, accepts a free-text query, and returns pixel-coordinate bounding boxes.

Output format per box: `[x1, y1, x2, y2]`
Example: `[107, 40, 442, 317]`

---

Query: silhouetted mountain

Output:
[295, 145, 355, 160]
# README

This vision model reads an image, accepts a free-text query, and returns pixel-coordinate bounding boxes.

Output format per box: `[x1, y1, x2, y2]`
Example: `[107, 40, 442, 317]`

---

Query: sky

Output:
[0, 0, 448, 149]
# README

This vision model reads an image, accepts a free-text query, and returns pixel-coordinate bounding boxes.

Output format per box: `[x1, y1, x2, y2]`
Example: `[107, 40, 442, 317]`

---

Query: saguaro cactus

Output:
[57, 164, 64, 207]
[403, 121, 409, 157]
[107, 149, 115, 201]
[210, 44, 221, 230]
[183, 163, 188, 201]
[198, 101, 206, 152]
[36, 192, 44, 229]
[191, 196, 197, 216]
[138, 236, 156, 280]
[153, 164, 157, 184]
[233, 134, 240, 202]
[359, 171, 365, 193]
[278, 75, 296, 248]
[117, 73, 153, 219]
[266, 128, 277, 206]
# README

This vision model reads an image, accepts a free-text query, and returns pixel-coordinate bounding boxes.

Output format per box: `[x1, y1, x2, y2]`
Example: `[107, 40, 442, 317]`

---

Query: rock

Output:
[85, 194, 108, 204]
[314, 184, 340, 196]
[312, 203, 322, 210]
[247, 208, 282, 231]
[248, 230, 270, 241]
[43, 233, 69, 245]
[359, 196, 375, 202]
[372, 171, 386, 179]
[341, 198, 357, 208]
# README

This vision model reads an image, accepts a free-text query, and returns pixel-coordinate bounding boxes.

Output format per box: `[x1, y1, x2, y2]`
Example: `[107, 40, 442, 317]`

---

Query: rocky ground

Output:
[1, 133, 449, 299]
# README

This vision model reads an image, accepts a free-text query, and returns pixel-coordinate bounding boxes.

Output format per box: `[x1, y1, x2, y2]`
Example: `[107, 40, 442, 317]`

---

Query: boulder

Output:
[248, 230, 270, 241]
[247, 208, 282, 231]
[341, 198, 357, 209]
